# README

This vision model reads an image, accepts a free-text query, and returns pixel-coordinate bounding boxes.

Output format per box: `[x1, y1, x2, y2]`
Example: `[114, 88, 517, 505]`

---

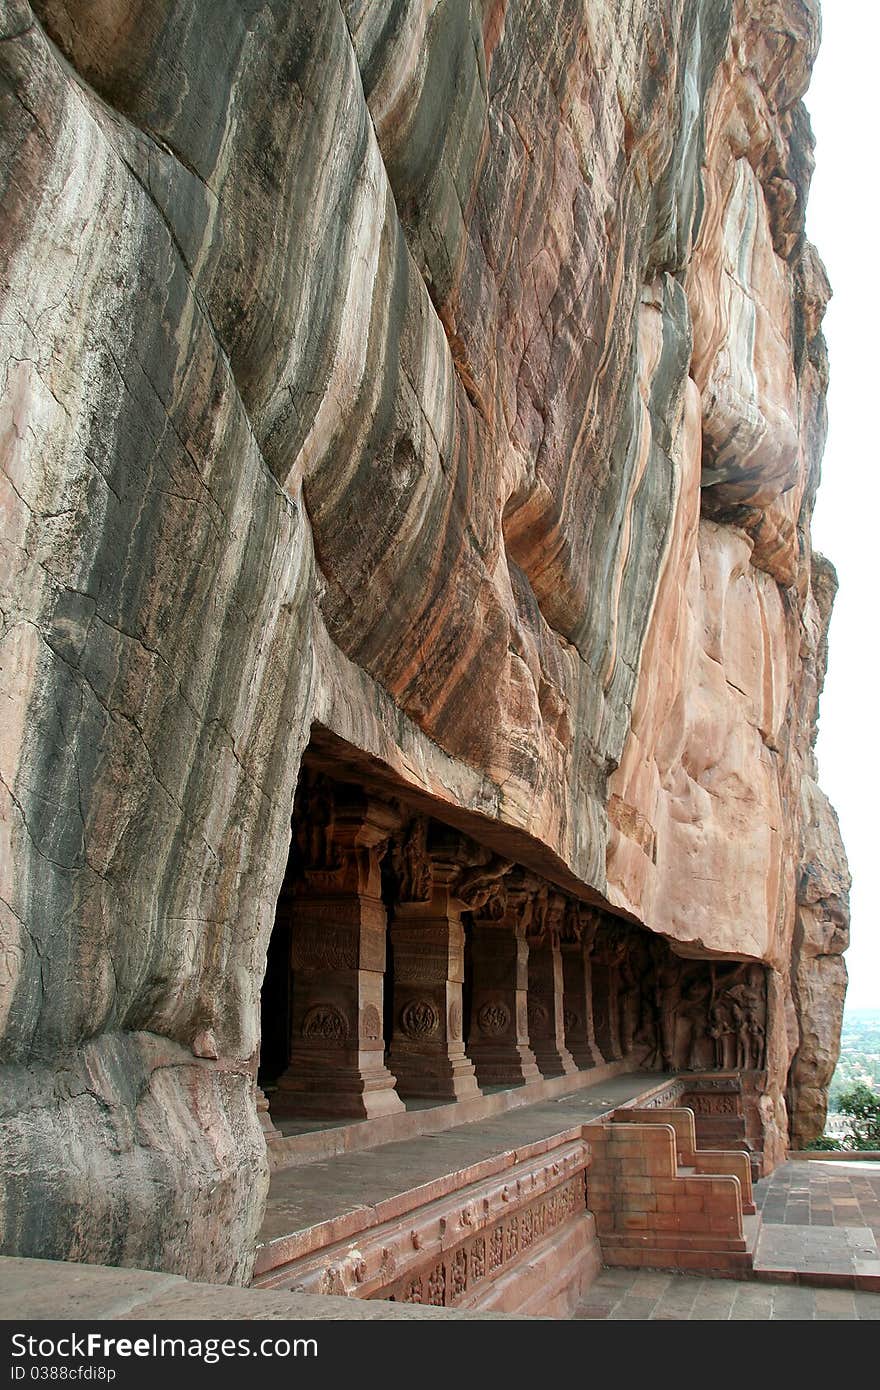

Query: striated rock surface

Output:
[0, 0, 847, 1279]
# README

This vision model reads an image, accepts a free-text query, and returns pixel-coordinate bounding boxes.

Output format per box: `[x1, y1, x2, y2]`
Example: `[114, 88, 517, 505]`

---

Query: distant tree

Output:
[836, 1083, 880, 1150]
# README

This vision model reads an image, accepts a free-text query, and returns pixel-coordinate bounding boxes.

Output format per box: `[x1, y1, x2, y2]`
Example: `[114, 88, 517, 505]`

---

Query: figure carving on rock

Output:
[679, 974, 712, 1069]
[391, 816, 434, 904]
[723, 965, 766, 1071]
[526, 883, 551, 945]
[738, 968, 767, 1069]
[650, 938, 683, 1071]
[592, 919, 628, 966]
[295, 772, 344, 873]
[635, 990, 661, 1067]
[575, 906, 600, 952]
[618, 953, 642, 1056]
[747, 1011, 766, 1070]
[562, 901, 585, 946]
[456, 854, 514, 913]
[708, 997, 735, 1069]
[732, 1000, 749, 1070]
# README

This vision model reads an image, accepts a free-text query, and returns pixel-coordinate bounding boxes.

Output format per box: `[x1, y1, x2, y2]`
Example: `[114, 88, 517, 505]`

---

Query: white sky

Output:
[805, 4, 879, 1011]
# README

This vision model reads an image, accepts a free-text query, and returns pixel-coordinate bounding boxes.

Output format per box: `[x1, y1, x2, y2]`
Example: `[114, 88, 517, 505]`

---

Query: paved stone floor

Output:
[753, 1159, 880, 1286]
[572, 1267, 880, 1320]
[754, 1159, 880, 1237]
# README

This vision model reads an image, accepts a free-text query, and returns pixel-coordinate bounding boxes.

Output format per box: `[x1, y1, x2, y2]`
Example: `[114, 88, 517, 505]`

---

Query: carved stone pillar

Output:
[526, 889, 578, 1078]
[467, 882, 542, 1088]
[591, 921, 626, 1064]
[387, 827, 483, 1101]
[560, 905, 604, 1069]
[273, 779, 404, 1119]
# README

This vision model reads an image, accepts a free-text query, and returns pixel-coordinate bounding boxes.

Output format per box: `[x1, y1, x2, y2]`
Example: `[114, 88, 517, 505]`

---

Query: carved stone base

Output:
[528, 938, 578, 1079]
[273, 1056, 404, 1120]
[529, 1035, 579, 1079]
[467, 1040, 543, 1089]
[561, 946, 604, 1070]
[468, 919, 541, 1088]
[256, 1086, 282, 1142]
[386, 1046, 482, 1102]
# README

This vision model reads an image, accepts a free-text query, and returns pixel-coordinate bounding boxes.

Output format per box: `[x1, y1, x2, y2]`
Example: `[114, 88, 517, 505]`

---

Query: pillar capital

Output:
[526, 887, 567, 949]
[590, 917, 629, 966]
[294, 772, 401, 899]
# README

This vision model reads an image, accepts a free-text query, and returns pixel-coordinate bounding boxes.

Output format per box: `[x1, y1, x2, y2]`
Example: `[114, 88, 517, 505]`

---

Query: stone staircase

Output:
[677, 1075, 764, 1183]
[583, 1106, 760, 1274]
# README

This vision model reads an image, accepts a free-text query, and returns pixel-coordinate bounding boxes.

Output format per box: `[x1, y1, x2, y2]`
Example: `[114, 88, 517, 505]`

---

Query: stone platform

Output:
[265, 1057, 635, 1169]
[0, 1257, 521, 1321]
[752, 1158, 880, 1290]
[256, 1072, 674, 1313]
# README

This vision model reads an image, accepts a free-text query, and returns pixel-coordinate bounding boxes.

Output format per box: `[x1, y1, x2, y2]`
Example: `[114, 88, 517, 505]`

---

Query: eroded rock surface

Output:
[0, 0, 847, 1279]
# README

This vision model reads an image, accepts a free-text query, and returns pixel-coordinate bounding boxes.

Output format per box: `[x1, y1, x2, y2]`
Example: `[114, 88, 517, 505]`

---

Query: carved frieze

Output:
[255, 1140, 591, 1307]
[290, 923, 359, 972]
[392, 1176, 586, 1306]
[425, 1264, 446, 1306]
[391, 817, 433, 904]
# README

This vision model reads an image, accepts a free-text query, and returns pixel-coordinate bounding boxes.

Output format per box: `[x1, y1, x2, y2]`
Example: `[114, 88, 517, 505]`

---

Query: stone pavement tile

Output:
[854, 1292, 880, 1320]
[730, 1287, 773, 1320]
[814, 1289, 857, 1320]
[688, 1291, 735, 1320]
[769, 1287, 816, 1320]
[572, 1300, 617, 1320]
[843, 1226, 877, 1251]
[609, 1296, 659, 1320]
[652, 1279, 701, 1319]
[599, 1268, 639, 1288]
[655, 1289, 701, 1310]
[628, 1272, 673, 1295]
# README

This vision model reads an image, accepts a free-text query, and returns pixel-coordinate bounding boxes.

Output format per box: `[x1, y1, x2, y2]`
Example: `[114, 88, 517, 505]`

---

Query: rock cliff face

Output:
[0, 0, 848, 1281]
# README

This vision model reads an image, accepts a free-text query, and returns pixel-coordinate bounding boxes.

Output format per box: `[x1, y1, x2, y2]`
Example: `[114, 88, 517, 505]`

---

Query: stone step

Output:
[752, 1221, 880, 1292]
[600, 1211, 761, 1275]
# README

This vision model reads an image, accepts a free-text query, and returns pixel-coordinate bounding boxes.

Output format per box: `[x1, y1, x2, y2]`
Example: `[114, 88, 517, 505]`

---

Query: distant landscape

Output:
[828, 1007, 880, 1112]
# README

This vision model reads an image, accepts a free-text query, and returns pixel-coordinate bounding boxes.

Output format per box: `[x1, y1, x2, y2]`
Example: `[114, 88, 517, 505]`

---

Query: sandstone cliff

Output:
[0, 0, 848, 1281]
